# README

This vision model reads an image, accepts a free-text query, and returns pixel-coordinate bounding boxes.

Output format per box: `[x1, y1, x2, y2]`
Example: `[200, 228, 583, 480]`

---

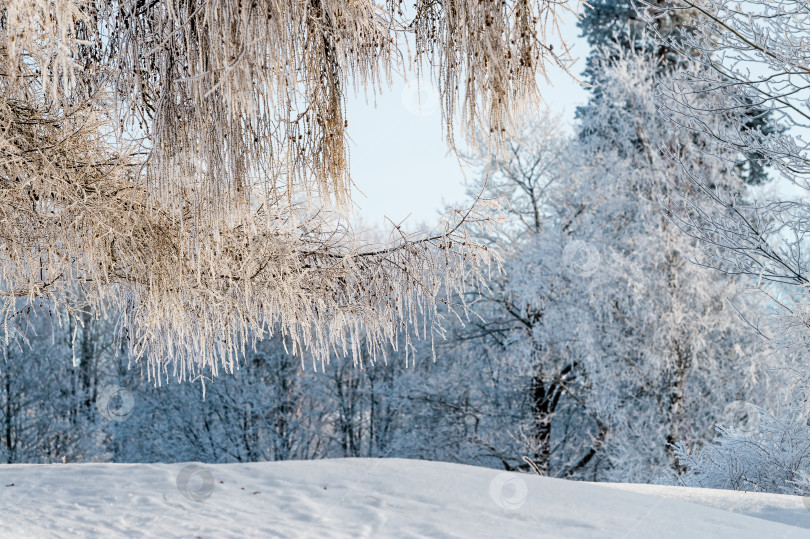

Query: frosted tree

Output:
[624, 0, 810, 491]
[444, 117, 603, 476]
[577, 0, 693, 89]
[569, 48, 770, 480]
[105, 323, 519, 465]
[0, 0, 584, 380]
[638, 0, 810, 334]
[108, 336, 332, 463]
[455, 30, 774, 480]
[581, 1, 778, 184]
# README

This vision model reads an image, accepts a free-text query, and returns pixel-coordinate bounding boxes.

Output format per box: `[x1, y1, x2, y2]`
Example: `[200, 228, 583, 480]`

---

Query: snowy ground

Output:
[1, 458, 809, 538]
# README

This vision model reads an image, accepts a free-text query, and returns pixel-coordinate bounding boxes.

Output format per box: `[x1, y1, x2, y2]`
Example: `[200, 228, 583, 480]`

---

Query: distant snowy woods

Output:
[4, 0, 810, 495]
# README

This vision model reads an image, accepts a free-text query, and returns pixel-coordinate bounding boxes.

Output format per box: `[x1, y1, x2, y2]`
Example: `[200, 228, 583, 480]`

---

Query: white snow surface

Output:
[1, 458, 809, 538]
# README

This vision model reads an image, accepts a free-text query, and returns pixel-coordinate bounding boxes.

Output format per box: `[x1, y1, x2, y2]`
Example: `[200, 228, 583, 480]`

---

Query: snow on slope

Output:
[1, 458, 809, 538]
[601, 482, 810, 531]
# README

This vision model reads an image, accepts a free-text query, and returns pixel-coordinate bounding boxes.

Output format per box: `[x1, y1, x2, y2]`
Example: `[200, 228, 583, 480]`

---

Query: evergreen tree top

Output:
[578, 0, 639, 50]
[576, 0, 775, 185]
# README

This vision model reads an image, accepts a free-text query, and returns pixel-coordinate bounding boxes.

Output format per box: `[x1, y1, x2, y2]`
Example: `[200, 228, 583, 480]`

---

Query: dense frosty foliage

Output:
[675, 394, 810, 495]
[637, 1, 810, 313]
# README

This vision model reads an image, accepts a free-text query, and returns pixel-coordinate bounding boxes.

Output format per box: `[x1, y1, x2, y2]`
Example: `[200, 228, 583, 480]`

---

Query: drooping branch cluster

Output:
[0, 1, 535, 379]
[409, 0, 576, 144]
[0, 55, 497, 378]
[3, 0, 579, 230]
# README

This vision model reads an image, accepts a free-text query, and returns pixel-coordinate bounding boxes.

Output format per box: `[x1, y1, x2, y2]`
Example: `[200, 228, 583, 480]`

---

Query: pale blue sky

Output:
[346, 10, 590, 228]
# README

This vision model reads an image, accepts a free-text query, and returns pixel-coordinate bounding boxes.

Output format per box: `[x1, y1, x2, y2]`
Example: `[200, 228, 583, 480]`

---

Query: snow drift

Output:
[1, 458, 809, 538]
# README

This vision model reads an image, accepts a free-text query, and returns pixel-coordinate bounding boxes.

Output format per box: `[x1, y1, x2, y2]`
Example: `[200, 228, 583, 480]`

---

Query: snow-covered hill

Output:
[1, 458, 809, 538]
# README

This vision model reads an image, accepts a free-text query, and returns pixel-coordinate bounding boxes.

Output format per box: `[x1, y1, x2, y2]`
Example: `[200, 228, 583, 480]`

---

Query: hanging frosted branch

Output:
[2, 0, 582, 231]
[0, 0, 546, 379]
[0, 66, 500, 379]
